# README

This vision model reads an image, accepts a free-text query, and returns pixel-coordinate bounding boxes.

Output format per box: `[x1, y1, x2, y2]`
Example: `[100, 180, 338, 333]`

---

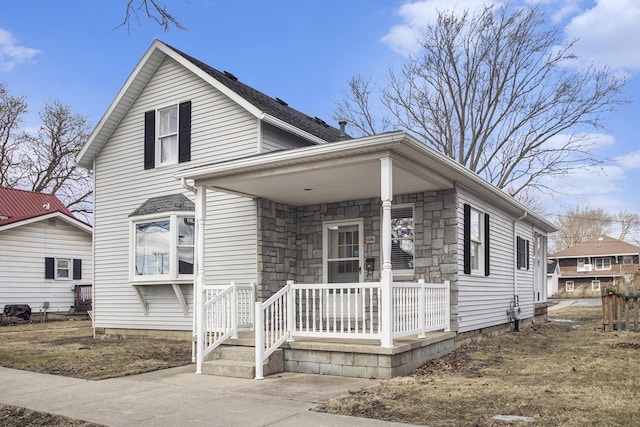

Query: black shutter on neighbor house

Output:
[144, 110, 155, 170]
[73, 259, 82, 280]
[484, 213, 490, 276]
[178, 101, 191, 163]
[463, 204, 471, 274]
[45, 257, 55, 279]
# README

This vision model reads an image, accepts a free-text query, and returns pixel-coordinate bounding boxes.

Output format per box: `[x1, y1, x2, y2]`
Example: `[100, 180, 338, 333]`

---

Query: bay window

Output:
[131, 214, 194, 281]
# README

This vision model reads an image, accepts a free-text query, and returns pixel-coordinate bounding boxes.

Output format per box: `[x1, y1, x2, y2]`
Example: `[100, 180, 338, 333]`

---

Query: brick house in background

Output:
[549, 236, 640, 296]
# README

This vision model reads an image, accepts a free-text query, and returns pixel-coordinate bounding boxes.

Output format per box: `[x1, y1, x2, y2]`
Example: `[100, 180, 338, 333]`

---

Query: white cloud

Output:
[545, 132, 615, 150]
[615, 151, 640, 169]
[381, 0, 492, 57]
[563, 0, 640, 71]
[0, 28, 41, 72]
[550, 164, 624, 196]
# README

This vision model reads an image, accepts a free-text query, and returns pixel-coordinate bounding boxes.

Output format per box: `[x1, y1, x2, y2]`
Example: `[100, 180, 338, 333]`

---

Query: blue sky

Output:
[2, 0, 640, 232]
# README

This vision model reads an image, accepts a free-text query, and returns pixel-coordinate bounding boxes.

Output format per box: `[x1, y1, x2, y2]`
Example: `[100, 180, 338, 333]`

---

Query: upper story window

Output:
[391, 205, 414, 272]
[158, 106, 178, 164]
[464, 204, 490, 276]
[623, 255, 634, 265]
[577, 257, 586, 271]
[144, 101, 191, 170]
[594, 257, 611, 271]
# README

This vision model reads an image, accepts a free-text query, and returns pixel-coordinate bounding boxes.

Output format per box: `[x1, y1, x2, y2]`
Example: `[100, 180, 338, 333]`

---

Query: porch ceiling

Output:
[187, 148, 453, 206]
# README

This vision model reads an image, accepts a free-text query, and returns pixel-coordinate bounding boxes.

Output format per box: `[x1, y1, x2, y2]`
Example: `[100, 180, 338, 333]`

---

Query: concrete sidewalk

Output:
[0, 365, 418, 426]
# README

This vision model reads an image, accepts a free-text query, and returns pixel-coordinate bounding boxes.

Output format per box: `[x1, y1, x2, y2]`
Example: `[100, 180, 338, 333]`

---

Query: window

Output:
[566, 281, 574, 292]
[144, 101, 191, 169]
[623, 255, 634, 265]
[594, 257, 611, 270]
[591, 280, 601, 291]
[45, 258, 82, 280]
[391, 205, 414, 271]
[131, 215, 194, 281]
[577, 257, 586, 271]
[158, 106, 178, 164]
[464, 204, 490, 275]
[56, 258, 71, 279]
[516, 236, 529, 270]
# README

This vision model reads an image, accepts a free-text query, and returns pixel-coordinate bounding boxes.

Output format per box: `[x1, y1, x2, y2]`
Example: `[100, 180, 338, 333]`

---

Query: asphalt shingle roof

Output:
[129, 193, 195, 217]
[0, 187, 78, 227]
[170, 45, 349, 144]
[550, 235, 640, 258]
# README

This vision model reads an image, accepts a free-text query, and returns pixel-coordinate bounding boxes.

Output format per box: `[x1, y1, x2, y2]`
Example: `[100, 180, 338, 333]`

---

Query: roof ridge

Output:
[165, 42, 349, 144]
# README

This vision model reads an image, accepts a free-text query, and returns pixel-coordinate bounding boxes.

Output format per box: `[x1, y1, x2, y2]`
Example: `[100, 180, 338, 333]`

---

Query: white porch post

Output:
[380, 156, 394, 348]
[195, 186, 207, 374]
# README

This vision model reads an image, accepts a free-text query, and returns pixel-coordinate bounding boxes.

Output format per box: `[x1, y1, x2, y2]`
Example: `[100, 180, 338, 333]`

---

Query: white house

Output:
[76, 40, 556, 378]
[0, 187, 93, 318]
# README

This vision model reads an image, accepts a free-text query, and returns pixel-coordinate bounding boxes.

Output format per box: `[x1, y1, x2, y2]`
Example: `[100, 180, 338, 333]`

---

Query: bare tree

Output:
[552, 206, 613, 252]
[615, 211, 640, 241]
[17, 101, 93, 218]
[335, 4, 627, 197]
[0, 83, 28, 188]
[118, 0, 187, 33]
[0, 90, 93, 220]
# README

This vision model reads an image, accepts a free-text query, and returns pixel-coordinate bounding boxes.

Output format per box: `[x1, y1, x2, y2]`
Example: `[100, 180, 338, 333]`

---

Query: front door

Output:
[324, 220, 363, 283]
[323, 220, 364, 321]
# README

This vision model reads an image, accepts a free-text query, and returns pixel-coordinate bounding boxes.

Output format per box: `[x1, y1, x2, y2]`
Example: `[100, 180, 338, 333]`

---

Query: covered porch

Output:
[176, 132, 464, 378]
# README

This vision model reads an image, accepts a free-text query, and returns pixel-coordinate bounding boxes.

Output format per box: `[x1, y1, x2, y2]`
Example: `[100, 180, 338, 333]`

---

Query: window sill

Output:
[130, 277, 193, 285]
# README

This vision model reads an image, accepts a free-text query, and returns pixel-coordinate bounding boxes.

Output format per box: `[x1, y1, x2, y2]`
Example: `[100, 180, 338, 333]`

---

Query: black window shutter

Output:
[516, 237, 523, 269]
[526, 240, 530, 270]
[484, 213, 490, 276]
[73, 259, 82, 280]
[45, 257, 55, 279]
[463, 204, 471, 274]
[144, 110, 155, 170]
[178, 101, 191, 163]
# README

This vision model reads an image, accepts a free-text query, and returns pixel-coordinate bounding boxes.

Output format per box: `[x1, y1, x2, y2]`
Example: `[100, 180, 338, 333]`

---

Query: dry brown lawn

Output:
[1, 305, 638, 426]
[317, 305, 640, 426]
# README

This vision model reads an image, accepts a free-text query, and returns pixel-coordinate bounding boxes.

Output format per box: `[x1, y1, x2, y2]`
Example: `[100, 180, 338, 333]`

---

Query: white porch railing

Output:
[196, 282, 255, 374]
[254, 280, 450, 379]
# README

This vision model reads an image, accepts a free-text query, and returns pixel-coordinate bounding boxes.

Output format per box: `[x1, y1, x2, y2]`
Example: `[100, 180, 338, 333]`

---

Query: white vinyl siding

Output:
[92, 56, 257, 331]
[0, 219, 92, 313]
[260, 123, 313, 153]
[457, 187, 534, 333]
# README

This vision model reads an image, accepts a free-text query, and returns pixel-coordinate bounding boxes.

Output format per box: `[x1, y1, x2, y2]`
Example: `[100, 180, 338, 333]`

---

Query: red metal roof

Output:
[0, 187, 79, 227]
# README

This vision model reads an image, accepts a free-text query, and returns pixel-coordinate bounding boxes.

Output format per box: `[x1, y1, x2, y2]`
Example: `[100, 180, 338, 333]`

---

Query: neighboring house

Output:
[76, 40, 556, 378]
[547, 260, 560, 297]
[0, 187, 93, 317]
[549, 236, 640, 296]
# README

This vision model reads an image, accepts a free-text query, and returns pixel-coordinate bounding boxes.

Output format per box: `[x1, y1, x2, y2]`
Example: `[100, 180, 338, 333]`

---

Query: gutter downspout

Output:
[181, 178, 198, 362]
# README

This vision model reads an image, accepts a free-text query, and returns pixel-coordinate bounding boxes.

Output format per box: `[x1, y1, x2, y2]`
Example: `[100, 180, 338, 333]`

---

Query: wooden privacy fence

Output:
[602, 285, 640, 332]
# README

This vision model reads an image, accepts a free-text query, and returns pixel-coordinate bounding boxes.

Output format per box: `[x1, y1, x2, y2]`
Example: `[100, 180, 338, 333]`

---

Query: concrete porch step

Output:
[203, 346, 284, 379]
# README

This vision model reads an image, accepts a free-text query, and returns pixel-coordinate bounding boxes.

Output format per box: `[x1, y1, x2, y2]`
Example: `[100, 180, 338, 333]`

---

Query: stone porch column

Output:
[380, 157, 394, 348]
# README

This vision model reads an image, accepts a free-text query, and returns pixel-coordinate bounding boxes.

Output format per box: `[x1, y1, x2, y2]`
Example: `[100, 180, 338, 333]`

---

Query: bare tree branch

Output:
[335, 3, 628, 197]
[117, 0, 187, 34]
[552, 206, 613, 251]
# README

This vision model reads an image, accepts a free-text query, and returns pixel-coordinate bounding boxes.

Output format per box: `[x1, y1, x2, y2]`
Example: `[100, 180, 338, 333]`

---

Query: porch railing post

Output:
[254, 301, 264, 380]
[286, 280, 295, 342]
[444, 280, 451, 331]
[418, 278, 426, 339]
[380, 156, 394, 348]
[231, 281, 238, 339]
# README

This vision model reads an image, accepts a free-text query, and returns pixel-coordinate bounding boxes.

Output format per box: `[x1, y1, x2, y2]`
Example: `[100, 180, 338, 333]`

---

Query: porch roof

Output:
[175, 131, 557, 233]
